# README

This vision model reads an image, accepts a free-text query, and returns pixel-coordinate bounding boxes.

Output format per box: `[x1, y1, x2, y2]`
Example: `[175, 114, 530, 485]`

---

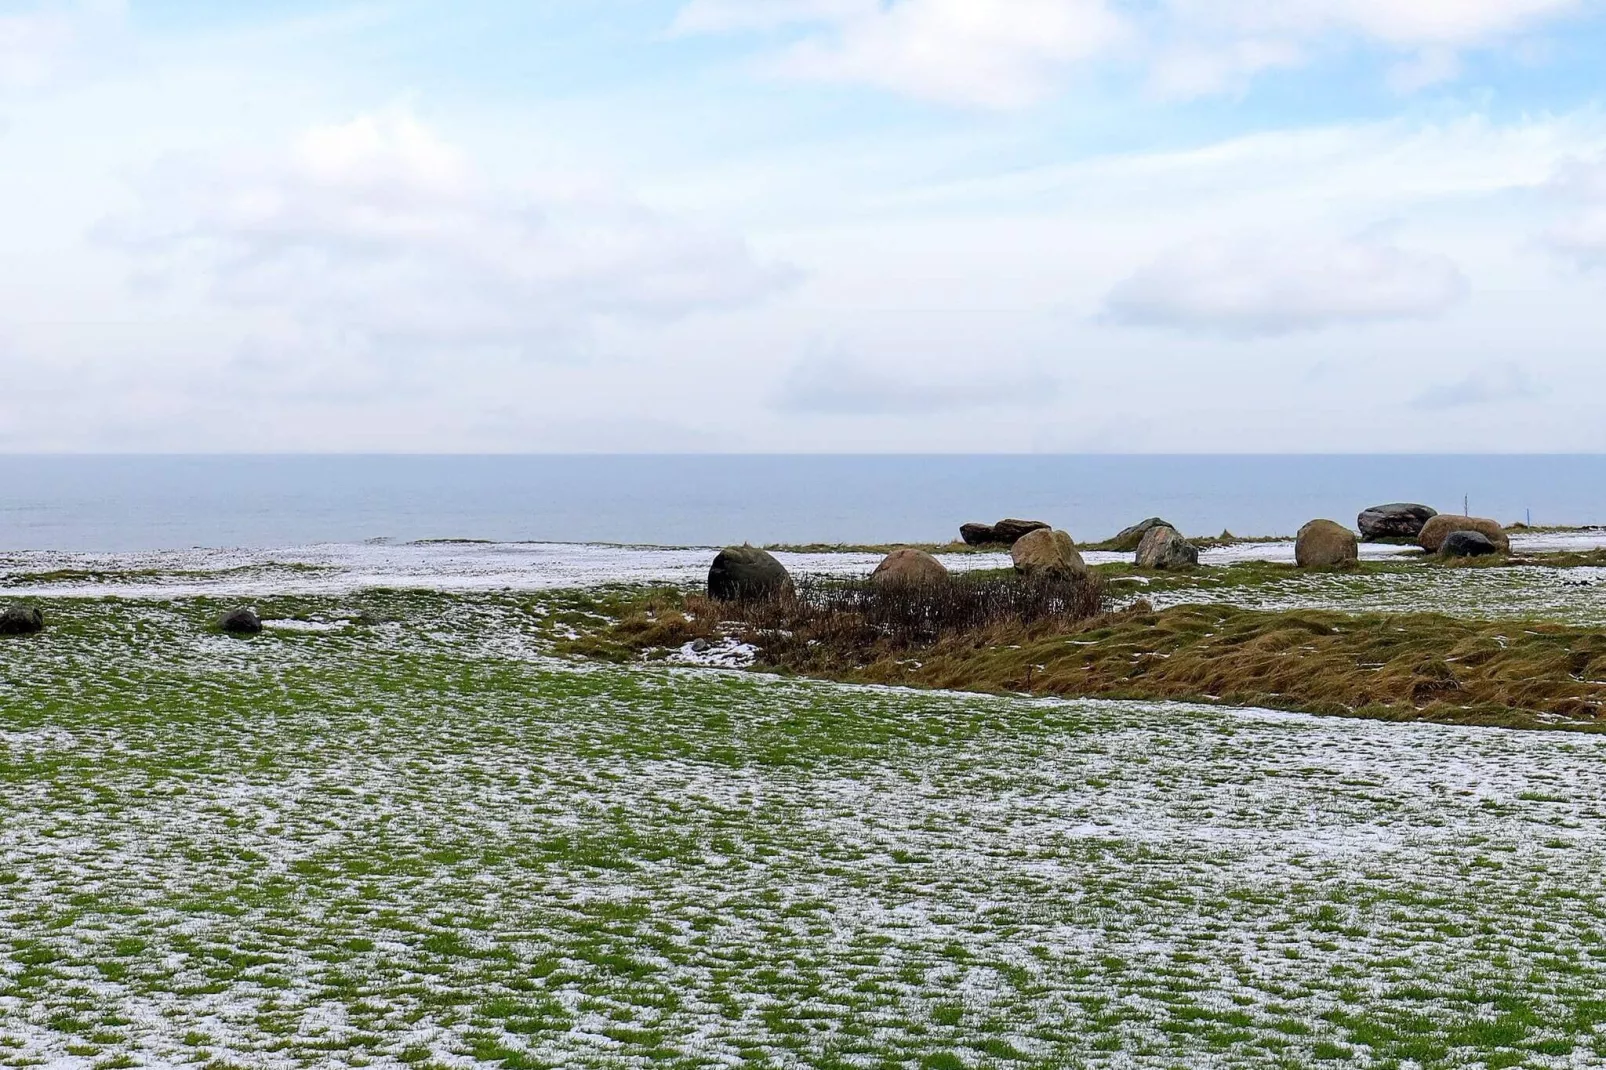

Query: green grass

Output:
[5, 589, 1606, 1067]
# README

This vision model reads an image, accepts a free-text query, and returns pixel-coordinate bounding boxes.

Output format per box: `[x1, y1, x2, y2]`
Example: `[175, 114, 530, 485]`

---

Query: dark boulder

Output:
[219, 608, 263, 635]
[1358, 503, 1438, 541]
[708, 546, 793, 602]
[959, 523, 997, 546]
[1136, 526, 1199, 570]
[0, 605, 44, 636]
[993, 518, 1051, 544]
[1441, 531, 1499, 558]
[959, 518, 1051, 546]
[1109, 517, 1176, 552]
[959, 519, 1051, 546]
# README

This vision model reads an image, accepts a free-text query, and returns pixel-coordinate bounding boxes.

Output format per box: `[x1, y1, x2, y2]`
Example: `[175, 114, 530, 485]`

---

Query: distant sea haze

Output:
[0, 455, 1600, 553]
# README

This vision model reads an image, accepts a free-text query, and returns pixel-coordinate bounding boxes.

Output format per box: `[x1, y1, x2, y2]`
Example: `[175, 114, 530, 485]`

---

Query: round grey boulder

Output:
[219, 608, 264, 635]
[708, 546, 793, 603]
[1358, 503, 1438, 541]
[1441, 531, 1499, 558]
[1011, 528, 1088, 577]
[1109, 517, 1176, 553]
[1136, 525, 1199, 570]
[0, 604, 44, 636]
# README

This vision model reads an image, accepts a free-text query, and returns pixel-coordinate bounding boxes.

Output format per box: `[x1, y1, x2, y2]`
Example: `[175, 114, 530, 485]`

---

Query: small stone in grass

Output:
[0, 604, 44, 636]
[219, 608, 264, 635]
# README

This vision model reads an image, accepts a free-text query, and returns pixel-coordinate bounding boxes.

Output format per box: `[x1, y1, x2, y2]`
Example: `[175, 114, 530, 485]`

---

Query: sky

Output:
[2, 0, 1605, 453]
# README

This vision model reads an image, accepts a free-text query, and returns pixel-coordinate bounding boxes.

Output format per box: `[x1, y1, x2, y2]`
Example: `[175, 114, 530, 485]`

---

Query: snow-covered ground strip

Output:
[3, 528, 1604, 602]
[4, 594, 1606, 1068]
[0, 542, 1012, 599]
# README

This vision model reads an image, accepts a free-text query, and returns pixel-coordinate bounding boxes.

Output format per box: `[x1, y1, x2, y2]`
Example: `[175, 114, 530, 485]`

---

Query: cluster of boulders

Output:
[1288, 503, 1511, 566]
[959, 518, 1050, 547]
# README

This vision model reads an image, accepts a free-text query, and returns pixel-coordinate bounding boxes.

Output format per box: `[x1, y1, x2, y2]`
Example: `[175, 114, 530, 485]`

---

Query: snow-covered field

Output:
[3, 542, 1606, 1066]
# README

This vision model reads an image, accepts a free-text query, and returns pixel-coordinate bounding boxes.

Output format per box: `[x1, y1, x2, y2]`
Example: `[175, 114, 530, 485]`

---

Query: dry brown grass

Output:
[571, 591, 1606, 731]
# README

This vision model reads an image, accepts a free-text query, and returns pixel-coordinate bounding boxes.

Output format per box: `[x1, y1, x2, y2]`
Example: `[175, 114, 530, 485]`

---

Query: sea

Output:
[0, 454, 1602, 552]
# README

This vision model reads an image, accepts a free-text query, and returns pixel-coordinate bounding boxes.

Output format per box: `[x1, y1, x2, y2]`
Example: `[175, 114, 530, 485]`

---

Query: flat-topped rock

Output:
[959, 519, 1051, 546]
[1358, 503, 1438, 541]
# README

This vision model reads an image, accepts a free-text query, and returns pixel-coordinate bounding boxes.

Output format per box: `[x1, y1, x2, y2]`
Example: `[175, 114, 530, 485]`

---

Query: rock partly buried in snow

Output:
[0, 604, 44, 636]
[1136, 525, 1199, 570]
[871, 548, 950, 586]
[219, 608, 263, 635]
[1417, 515, 1509, 554]
[1441, 530, 1499, 558]
[1109, 517, 1176, 553]
[1011, 528, 1087, 577]
[708, 546, 793, 603]
[1358, 503, 1438, 541]
[960, 518, 1051, 546]
[1295, 519, 1359, 568]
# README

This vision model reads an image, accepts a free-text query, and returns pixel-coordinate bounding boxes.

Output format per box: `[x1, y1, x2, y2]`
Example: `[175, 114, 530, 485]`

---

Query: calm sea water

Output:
[0, 455, 1600, 552]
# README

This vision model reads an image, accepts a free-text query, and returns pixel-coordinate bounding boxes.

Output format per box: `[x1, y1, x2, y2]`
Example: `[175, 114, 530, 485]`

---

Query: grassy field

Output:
[4, 587, 1606, 1068]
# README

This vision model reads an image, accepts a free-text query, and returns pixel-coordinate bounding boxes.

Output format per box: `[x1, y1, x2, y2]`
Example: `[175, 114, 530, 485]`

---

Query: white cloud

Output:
[0, 0, 123, 90]
[674, 0, 1592, 105]
[1546, 155, 1606, 269]
[99, 111, 797, 362]
[774, 349, 1059, 414]
[1411, 363, 1546, 409]
[1103, 234, 1468, 335]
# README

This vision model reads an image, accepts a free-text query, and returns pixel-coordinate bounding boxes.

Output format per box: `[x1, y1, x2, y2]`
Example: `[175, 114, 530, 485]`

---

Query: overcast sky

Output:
[2, 0, 1605, 452]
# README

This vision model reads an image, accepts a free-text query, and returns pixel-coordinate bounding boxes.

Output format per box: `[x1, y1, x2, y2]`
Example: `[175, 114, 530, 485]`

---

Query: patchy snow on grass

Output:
[3, 592, 1606, 1067]
[669, 638, 758, 668]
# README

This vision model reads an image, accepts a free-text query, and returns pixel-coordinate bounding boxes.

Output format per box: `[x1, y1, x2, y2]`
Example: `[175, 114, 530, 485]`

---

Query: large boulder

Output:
[1442, 531, 1499, 558]
[0, 604, 44, 636]
[960, 518, 1052, 546]
[993, 518, 1051, 544]
[872, 548, 949, 587]
[708, 546, 793, 602]
[219, 608, 263, 635]
[1109, 517, 1176, 553]
[1358, 503, 1438, 541]
[1136, 525, 1199, 570]
[959, 523, 997, 546]
[1418, 515, 1509, 554]
[1011, 528, 1087, 577]
[1295, 519, 1359, 568]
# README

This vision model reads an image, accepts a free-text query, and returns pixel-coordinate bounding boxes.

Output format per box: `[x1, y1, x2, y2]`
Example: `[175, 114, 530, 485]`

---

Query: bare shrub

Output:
[697, 571, 1106, 663]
